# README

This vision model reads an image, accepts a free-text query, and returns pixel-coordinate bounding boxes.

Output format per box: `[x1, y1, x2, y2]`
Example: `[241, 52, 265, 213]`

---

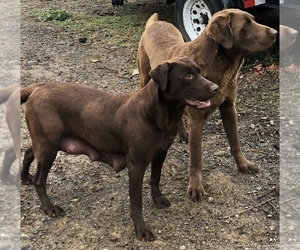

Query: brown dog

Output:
[21, 57, 218, 241]
[138, 9, 277, 201]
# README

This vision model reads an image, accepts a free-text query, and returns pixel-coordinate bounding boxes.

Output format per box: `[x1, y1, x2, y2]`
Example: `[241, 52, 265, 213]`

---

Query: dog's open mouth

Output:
[185, 98, 211, 109]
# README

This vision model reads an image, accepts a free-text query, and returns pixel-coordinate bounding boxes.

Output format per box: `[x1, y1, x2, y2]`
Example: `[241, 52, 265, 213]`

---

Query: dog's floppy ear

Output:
[149, 62, 171, 91]
[208, 14, 233, 49]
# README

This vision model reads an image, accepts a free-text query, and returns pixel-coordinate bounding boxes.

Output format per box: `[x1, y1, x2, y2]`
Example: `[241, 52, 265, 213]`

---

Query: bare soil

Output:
[17, 0, 280, 249]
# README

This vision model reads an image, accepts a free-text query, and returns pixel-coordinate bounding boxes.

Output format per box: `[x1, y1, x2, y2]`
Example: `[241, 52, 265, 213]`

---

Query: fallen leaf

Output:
[132, 68, 139, 76]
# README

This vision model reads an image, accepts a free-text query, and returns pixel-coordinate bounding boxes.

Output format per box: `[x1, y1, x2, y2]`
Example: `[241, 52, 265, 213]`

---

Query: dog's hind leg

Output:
[1, 146, 17, 184]
[33, 148, 64, 217]
[150, 150, 171, 208]
[21, 146, 35, 184]
[137, 44, 151, 88]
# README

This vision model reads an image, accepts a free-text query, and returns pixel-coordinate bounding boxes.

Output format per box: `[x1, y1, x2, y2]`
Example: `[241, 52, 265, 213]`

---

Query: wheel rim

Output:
[182, 0, 212, 40]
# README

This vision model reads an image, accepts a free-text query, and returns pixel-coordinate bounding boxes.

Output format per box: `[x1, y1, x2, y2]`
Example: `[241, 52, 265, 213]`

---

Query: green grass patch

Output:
[35, 9, 72, 22]
[29, 10, 148, 45]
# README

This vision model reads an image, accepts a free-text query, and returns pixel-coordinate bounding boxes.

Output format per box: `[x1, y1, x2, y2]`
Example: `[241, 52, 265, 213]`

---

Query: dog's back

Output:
[142, 14, 184, 55]
[138, 13, 184, 86]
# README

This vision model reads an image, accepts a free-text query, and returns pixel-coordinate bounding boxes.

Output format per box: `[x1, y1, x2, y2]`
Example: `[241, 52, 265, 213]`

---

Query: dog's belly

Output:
[60, 136, 99, 159]
[59, 136, 126, 172]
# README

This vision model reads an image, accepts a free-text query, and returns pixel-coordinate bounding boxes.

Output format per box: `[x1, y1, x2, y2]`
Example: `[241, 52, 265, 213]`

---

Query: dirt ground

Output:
[3, 0, 282, 249]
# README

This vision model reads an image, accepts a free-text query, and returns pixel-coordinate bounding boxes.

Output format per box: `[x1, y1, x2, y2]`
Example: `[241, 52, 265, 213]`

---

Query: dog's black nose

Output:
[210, 84, 219, 93]
[270, 28, 278, 38]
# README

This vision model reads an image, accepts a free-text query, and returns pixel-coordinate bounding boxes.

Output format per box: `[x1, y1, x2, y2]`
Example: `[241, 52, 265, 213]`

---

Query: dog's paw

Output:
[0, 173, 18, 185]
[238, 161, 259, 174]
[177, 130, 188, 143]
[187, 175, 206, 202]
[153, 195, 171, 209]
[187, 184, 206, 202]
[135, 226, 155, 241]
[21, 174, 34, 185]
[43, 205, 65, 217]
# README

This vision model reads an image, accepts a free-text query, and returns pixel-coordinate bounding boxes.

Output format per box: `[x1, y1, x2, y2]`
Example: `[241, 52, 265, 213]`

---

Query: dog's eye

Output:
[244, 20, 252, 28]
[185, 73, 193, 80]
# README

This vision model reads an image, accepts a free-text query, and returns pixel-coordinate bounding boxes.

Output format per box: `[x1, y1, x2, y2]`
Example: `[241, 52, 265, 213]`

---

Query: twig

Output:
[218, 197, 276, 219]
[255, 131, 261, 144]
[280, 197, 296, 205]
[234, 224, 246, 230]
[269, 202, 279, 214]
[245, 190, 259, 195]
[117, 74, 132, 80]
[281, 197, 299, 216]
[256, 187, 275, 199]
[260, 207, 271, 215]
[109, 204, 122, 221]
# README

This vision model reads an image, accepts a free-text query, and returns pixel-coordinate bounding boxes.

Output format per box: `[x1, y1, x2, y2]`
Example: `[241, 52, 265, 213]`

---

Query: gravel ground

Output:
[1, 0, 283, 249]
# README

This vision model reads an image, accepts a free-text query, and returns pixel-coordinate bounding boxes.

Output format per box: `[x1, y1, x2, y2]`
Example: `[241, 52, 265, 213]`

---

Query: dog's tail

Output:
[21, 83, 46, 104]
[0, 84, 19, 104]
[145, 13, 159, 29]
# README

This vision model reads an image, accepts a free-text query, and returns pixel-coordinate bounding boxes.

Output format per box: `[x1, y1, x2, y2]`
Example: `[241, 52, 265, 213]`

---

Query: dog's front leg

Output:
[219, 99, 259, 174]
[187, 117, 206, 201]
[128, 162, 155, 241]
[150, 151, 171, 208]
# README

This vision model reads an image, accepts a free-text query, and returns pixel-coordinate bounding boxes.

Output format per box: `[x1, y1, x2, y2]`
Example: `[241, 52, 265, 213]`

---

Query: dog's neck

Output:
[183, 29, 218, 69]
[215, 46, 245, 70]
[183, 30, 246, 78]
[138, 81, 185, 132]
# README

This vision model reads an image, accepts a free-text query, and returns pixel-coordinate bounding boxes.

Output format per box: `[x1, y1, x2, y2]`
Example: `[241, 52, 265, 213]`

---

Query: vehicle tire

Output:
[112, 0, 124, 6]
[175, 0, 223, 41]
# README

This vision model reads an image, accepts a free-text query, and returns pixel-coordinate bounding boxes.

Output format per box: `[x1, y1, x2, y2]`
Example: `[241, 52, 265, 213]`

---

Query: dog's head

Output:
[206, 9, 277, 52]
[280, 25, 298, 50]
[149, 56, 218, 109]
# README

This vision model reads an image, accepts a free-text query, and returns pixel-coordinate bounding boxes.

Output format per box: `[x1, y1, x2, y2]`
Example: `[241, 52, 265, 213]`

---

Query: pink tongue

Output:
[197, 99, 211, 108]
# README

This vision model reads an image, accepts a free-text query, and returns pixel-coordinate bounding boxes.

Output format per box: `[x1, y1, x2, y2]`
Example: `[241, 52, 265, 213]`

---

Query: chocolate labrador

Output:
[137, 9, 277, 202]
[21, 57, 218, 241]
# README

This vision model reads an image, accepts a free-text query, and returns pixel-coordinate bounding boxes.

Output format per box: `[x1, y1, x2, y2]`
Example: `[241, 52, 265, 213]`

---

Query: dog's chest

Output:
[206, 56, 243, 105]
[145, 125, 178, 152]
[155, 132, 177, 153]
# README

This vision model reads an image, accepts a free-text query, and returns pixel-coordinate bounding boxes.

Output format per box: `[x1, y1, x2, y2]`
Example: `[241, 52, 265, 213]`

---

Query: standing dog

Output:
[138, 9, 277, 201]
[21, 57, 218, 241]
